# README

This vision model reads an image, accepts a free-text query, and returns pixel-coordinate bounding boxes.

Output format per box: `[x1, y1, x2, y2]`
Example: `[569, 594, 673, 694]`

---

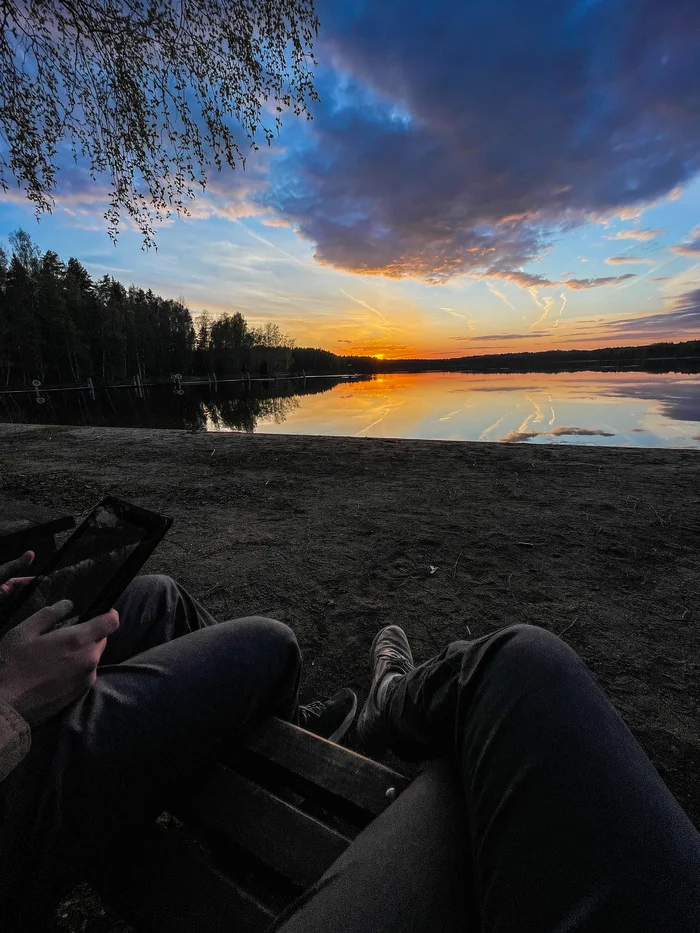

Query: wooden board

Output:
[0, 514, 74, 543]
[186, 764, 351, 889]
[241, 717, 410, 816]
[0, 515, 75, 572]
[102, 823, 275, 933]
[0, 500, 72, 535]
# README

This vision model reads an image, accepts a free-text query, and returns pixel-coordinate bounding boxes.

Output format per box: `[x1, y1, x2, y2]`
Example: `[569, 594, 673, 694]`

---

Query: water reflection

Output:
[1, 371, 699, 448]
[595, 379, 700, 424]
[0, 377, 340, 433]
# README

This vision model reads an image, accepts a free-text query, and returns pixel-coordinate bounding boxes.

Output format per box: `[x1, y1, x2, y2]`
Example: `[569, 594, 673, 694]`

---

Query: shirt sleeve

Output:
[0, 699, 30, 782]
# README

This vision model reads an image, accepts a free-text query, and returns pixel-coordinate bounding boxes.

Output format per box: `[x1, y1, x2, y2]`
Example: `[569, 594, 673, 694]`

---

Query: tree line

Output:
[0, 231, 343, 388]
[365, 341, 700, 375]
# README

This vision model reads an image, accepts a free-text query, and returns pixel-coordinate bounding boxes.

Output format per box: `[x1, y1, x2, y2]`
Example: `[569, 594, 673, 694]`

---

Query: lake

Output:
[1, 371, 699, 448]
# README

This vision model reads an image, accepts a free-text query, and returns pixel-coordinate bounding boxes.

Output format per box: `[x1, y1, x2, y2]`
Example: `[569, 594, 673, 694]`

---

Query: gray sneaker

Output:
[299, 687, 358, 744]
[356, 625, 414, 756]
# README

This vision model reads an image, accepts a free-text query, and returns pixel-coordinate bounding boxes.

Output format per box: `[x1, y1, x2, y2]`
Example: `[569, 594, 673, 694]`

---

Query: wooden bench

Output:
[100, 717, 411, 932]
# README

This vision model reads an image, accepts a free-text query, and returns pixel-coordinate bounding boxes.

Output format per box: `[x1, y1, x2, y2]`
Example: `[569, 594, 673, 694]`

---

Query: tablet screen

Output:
[12, 503, 149, 625]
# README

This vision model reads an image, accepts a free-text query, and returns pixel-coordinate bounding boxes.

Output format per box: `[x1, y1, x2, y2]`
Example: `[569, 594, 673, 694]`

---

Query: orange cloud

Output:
[605, 256, 654, 265]
[604, 228, 665, 242]
[670, 228, 700, 256]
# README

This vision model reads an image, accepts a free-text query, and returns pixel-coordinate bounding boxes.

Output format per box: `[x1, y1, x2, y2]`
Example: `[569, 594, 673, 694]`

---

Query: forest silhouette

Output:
[0, 231, 351, 388]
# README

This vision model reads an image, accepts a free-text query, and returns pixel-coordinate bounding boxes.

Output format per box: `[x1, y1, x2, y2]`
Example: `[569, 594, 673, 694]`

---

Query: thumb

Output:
[18, 599, 75, 637]
[76, 609, 120, 643]
[0, 551, 35, 586]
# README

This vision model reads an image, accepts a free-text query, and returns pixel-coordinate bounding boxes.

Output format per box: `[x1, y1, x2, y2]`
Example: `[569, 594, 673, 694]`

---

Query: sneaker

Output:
[298, 687, 358, 744]
[356, 625, 414, 756]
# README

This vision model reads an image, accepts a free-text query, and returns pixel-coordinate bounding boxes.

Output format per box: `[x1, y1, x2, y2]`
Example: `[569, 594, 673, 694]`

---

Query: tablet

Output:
[1, 496, 172, 632]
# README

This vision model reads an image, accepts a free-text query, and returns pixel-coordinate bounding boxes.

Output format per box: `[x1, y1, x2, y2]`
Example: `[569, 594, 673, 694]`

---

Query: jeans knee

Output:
[490, 623, 582, 683]
[263, 617, 300, 661]
[121, 573, 177, 606]
[501, 622, 563, 649]
[225, 616, 300, 665]
[139, 573, 178, 596]
[446, 623, 580, 685]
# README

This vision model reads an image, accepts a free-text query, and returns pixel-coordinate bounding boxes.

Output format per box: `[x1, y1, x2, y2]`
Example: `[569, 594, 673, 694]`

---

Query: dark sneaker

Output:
[356, 625, 414, 756]
[299, 687, 358, 744]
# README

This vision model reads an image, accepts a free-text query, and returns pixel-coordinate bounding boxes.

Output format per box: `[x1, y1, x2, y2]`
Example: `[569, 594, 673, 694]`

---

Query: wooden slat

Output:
[101, 823, 275, 933]
[0, 500, 70, 533]
[0, 516, 75, 568]
[186, 764, 351, 889]
[0, 514, 75, 543]
[241, 717, 410, 815]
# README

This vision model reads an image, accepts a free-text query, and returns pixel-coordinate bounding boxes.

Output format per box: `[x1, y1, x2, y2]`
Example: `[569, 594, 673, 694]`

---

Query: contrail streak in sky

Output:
[341, 289, 391, 326]
[487, 284, 516, 310]
[554, 292, 567, 327]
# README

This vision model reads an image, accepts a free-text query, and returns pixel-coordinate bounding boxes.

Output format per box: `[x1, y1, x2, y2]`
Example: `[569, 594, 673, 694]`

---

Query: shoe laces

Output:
[302, 699, 326, 717]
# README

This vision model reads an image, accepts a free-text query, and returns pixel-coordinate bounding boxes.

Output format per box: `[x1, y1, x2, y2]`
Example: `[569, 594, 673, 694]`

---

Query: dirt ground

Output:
[1, 423, 698, 927]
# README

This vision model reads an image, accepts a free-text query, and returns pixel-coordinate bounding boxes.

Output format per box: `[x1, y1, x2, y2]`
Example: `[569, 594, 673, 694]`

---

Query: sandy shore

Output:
[1, 424, 698, 833]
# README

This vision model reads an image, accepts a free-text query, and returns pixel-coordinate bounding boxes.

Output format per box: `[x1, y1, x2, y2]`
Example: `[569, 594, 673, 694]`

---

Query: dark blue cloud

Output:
[581, 288, 700, 340]
[475, 270, 637, 289]
[265, 0, 700, 282]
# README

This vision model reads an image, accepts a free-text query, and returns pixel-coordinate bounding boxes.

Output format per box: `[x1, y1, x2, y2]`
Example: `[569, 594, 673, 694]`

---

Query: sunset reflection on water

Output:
[3, 371, 699, 447]
[251, 371, 700, 448]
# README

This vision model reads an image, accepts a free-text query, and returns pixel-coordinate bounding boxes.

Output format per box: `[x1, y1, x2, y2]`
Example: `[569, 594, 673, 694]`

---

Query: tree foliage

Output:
[193, 311, 295, 377]
[0, 0, 318, 245]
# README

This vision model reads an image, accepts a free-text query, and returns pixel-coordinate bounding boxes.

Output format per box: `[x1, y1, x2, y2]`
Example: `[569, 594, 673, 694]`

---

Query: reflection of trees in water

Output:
[4, 372, 699, 434]
[0, 377, 339, 431]
[205, 394, 301, 432]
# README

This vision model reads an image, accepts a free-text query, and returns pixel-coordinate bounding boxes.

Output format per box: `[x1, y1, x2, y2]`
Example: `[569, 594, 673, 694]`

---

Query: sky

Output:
[2, 0, 700, 360]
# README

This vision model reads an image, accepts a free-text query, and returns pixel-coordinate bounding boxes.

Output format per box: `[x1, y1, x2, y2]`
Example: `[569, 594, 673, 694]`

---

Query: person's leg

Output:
[271, 758, 476, 933]
[0, 614, 301, 930]
[101, 573, 217, 664]
[104, 575, 357, 742]
[377, 623, 700, 933]
[276, 623, 700, 933]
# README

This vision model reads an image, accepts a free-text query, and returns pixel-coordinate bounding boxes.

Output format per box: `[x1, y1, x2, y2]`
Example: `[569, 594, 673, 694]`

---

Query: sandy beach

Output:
[1, 423, 698, 835]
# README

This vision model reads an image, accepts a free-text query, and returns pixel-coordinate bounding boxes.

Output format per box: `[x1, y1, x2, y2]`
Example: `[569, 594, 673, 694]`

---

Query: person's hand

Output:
[0, 601, 119, 726]
[0, 550, 35, 603]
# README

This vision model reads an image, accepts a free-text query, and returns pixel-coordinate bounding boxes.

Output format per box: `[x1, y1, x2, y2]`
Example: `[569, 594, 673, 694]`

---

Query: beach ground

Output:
[1, 424, 698, 928]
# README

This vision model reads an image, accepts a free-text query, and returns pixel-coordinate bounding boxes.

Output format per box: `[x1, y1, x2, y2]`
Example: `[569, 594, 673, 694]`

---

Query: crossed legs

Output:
[274, 624, 700, 933]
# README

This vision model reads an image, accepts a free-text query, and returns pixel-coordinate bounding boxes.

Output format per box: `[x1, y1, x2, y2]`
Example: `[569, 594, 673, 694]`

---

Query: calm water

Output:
[2, 371, 699, 448]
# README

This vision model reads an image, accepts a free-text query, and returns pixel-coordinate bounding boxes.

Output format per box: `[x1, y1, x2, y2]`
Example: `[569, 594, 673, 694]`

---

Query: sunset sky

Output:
[2, 0, 700, 359]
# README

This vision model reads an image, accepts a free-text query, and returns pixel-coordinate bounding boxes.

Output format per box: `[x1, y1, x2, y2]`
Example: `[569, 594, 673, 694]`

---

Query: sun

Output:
[374, 353, 386, 360]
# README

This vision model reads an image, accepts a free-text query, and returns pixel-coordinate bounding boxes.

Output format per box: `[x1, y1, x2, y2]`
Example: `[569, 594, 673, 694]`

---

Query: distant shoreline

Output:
[1, 358, 699, 395]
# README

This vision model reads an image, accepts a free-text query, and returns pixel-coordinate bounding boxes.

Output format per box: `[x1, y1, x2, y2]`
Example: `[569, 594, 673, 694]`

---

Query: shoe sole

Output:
[327, 689, 358, 744]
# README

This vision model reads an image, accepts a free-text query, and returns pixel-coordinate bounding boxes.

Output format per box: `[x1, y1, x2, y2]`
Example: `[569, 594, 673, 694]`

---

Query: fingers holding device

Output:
[0, 497, 172, 634]
[0, 599, 120, 726]
[0, 498, 171, 723]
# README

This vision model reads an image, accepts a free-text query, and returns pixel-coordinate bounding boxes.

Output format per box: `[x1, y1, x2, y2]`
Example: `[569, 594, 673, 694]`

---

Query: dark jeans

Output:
[274, 625, 700, 933]
[0, 575, 301, 930]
